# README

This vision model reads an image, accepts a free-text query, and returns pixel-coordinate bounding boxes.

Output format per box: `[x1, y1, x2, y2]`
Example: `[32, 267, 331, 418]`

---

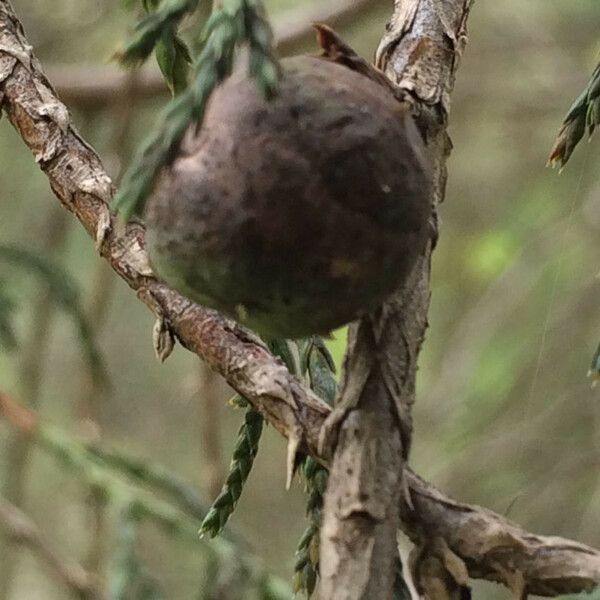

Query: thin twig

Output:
[0, 494, 100, 600]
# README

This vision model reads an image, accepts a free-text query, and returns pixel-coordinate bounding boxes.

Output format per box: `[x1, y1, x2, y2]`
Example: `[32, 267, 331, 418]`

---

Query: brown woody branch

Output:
[319, 0, 474, 596]
[404, 470, 600, 598]
[1, 0, 599, 597]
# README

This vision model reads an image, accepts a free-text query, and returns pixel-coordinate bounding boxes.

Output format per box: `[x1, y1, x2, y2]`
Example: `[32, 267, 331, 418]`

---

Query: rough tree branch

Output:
[319, 0, 473, 596]
[0, 0, 599, 597]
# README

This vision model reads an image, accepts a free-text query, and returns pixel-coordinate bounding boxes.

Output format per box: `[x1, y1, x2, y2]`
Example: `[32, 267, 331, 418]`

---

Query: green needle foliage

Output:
[123, 0, 193, 95]
[549, 60, 600, 169]
[302, 336, 337, 404]
[113, 0, 279, 222]
[199, 336, 308, 539]
[155, 29, 192, 94]
[0, 282, 18, 350]
[267, 337, 302, 376]
[199, 336, 311, 542]
[0, 244, 106, 386]
[293, 336, 336, 597]
[7, 402, 290, 597]
[199, 408, 264, 537]
[548, 59, 600, 381]
[109, 505, 166, 600]
[118, 0, 198, 66]
[293, 457, 327, 597]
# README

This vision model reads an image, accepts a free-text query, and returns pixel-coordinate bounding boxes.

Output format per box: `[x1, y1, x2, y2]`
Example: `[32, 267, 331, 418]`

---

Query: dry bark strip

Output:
[405, 470, 600, 598]
[1, 0, 600, 597]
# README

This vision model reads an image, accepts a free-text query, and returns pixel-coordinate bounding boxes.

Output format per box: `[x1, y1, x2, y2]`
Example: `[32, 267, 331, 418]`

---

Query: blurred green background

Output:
[1, 0, 600, 598]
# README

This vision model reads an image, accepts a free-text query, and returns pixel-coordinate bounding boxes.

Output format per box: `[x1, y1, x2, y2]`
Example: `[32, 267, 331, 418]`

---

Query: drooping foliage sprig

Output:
[548, 59, 600, 381]
[199, 337, 302, 538]
[0, 245, 106, 386]
[119, 0, 197, 66]
[549, 60, 600, 169]
[113, 0, 279, 222]
[199, 408, 264, 538]
[202, 335, 339, 596]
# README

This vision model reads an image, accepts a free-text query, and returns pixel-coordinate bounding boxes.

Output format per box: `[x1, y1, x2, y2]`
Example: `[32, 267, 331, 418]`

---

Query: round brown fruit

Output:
[145, 54, 432, 339]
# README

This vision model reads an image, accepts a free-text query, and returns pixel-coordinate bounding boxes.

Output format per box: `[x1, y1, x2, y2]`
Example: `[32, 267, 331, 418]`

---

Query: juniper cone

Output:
[145, 27, 433, 338]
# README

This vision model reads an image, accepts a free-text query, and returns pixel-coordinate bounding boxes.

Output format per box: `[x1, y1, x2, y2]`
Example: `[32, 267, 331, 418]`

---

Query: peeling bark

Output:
[404, 470, 600, 598]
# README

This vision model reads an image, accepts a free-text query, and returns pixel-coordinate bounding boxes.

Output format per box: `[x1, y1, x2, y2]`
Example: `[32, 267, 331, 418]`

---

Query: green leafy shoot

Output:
[243, 0, 280, 99]
[117, 0, 198, 66]
[199, 408, 263, 538]
[113, 0, 279, 223]
[198, 335, 311, 541]
[293, 456, 326, 597]
[122, 0, 193, 95]
[0, 245, 107, 387]
[549, 61, 600, 169]
[155, 29, 192, 94]
[303, 336, 337, 404]
[266, 337, 302, 376]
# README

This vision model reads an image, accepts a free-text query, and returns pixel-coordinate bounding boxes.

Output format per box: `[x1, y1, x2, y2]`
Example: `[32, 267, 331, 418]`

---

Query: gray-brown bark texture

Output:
[2, 0, 600, 598]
